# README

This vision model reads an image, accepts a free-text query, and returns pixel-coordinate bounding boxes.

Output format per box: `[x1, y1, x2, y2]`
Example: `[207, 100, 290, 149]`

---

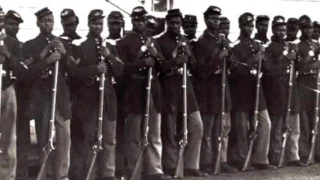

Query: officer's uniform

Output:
[4, 9, 29, 180]
[73, 10, 123, 180]
[22, 7, 77, 180]
[263, 16, 301, 165]
[192, 6, 234, 172]
[116, 7, 166, 180]
[254, 15, 270, 44]
[229, 13, 273, 168]
[295, 17, 320, 163]
[0, 6, 28, 180]
[157, 9, 204, 175]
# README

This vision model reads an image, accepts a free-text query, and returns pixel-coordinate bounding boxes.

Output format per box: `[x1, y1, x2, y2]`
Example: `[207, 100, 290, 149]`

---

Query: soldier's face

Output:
[108, 21, 122, 36]
[272, 24, 287, 40]
[145, 26, 156, 37]
[312, 27, 320, 40]
[62, 16, 78, 35]
[287, 28, 298, 38]
[5, 18, 20, 36]
[219, 24, 230, 37]
[132, 17, 146, 34]
[89, 18, 104, 36]
[205, 14, 220, 30]
[37, 14, 54, 35]
[167, 16, 182, 35]
[241, 22, 254, 37]
[183, 24, 197, 37]
[0, 14, 4, 31]
[301, 27, 313, 38]
[256, 20, 269, 34]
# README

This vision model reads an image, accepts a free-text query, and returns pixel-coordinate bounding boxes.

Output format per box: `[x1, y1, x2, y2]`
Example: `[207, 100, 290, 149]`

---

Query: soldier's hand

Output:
[97, 61, 108, 73]
[218, 49, 229, 59]
[144, 57, 156, 67]
[100, 46, 111, 58]
[46, 51, 61, 64]
[53, 41, 66, 55]
[148, 46, 158, 57]
[0, 45, 11, 59]
[286, 51, 297, 61]
[175, 54, 188, 65]
[259, 45, 266, 53]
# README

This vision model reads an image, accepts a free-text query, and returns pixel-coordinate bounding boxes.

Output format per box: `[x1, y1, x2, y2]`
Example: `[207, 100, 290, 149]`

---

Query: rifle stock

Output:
[129, 67, 152, 180]
[307, 68, 320, 164]
[174, 63, 188, 178]
[242, 51, 263, 171]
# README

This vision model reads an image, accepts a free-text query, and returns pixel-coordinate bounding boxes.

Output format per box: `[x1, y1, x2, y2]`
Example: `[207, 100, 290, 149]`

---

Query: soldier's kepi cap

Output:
[272, 16, 286, 27]
[61, 9, 78, 25]
[146, 15, 158, 28]
[88, 9, 105, 22]
[220, 17, 230, 25]
[256, 15, 269, 23]
[313, 21, 320, 29]
[5, 10, 23, 23]
[183, 14, 197, 25]
[166, 9, 182, 20]
[239, 12, 254, 25]
[0, 6, 4, 17]
[287, 18, 299, 30]
[204, 6, 221, 17]
[299, 15, 312, 29]
[35, 7, 52, 20]
[108, 11, 123, 23]
[131, 6, 147, 20]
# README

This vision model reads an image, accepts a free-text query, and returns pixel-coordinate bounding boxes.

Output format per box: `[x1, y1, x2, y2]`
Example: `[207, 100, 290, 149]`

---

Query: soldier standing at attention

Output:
[157, 9, 207, 177]
[286, 18, 299, 42]
[219, 17, 231, 42]
[192, 6, 238, 174]
[182, 14, 197, 42]
[229, 12, 277, 170]
[254, 15, 270, 44]
[312, 21, 320, 41]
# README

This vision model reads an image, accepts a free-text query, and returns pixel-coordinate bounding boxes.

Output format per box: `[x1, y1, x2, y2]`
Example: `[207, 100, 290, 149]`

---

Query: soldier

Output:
[254, 15, 270, 44]
[157, 9, 207, 177]
[286, 18, 299, 42]
[296, 15, 320, 164]
[4, 9, 28, 180]
[145, 15, 159, 37]
[117, 6, 169, 180]
[312, 21, 320, 41]
[107, 11, 123, 40]
[73, 9, 123, 180]
[192, 6, 238, 174]
[22, 7, 77, 180]
[229, 12, 277, 170]
[0, 6, 28, 180]
[219, 16, 231, 42]
[263, 16, 306, 167]
[182, 14, 197, 41]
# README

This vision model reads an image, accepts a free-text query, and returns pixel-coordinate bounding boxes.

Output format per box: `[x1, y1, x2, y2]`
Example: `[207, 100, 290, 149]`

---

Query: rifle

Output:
[307, 58, 320, 165]
[242, 42, 264, 171]
[174, 61, 188, 178]
[129, 67, 152, 180]
[278, 43, 297, 168]
[0, 39, 4, 154]
[85, 39, 106, 180]
[105, 0, 131, 15]
[213, 34, 227, 175]
[36, 39, 59, 180]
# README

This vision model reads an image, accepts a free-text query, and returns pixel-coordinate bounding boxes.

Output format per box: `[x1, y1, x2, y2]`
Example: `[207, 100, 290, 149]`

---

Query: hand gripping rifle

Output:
[0, 38, 4, 154]
[242, 41, 265, 171]
[278, 42, 298, 167]
[36, 38, 59, 180]
[307, 45, 320, 165]
[174, 42, 188, 179]
[213, 34, 228, 174]
[129, 44, 153, 180]
[85, 39, 106, 180]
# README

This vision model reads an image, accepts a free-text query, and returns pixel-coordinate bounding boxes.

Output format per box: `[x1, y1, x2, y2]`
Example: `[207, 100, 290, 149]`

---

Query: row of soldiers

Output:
[1, 3, 320, 180]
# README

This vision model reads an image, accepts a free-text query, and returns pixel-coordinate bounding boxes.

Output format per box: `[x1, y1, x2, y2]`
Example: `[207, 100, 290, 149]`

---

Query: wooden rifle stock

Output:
[242, 51, 263, 171]
[174, 63, 188, 178]
[278, 45, 295, 168]
[129, 67, 152, 180]
[307, 68, 320, 164]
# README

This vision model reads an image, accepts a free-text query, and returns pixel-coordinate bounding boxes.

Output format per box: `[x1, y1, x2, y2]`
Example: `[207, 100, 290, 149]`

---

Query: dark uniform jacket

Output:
[254, 33, 269, 45]
[74, 34, 123, 121]
[117, 32, 164, 114]
[193, 30, 232, 113]
[296, 36, 320, 112]
[1, 34, 27, 90]
[263, 36, 300, 116]
[230, 36, 267, 112]
[22, 34, 77, 120]
[157, 31, 199, 114]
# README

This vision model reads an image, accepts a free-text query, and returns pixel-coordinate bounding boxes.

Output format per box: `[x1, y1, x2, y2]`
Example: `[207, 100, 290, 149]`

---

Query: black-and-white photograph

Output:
[1, 0, 320, 180]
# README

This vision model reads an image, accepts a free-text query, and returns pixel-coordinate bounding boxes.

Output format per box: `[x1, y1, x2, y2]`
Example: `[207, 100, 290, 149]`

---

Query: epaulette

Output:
[73, 37, 86, 46]
[105, 38, 120, 46]
[230, 39, 240, 48]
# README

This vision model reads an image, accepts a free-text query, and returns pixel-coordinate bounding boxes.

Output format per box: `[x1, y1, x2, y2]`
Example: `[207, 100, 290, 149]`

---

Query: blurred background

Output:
[1, 0, 320, 42]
